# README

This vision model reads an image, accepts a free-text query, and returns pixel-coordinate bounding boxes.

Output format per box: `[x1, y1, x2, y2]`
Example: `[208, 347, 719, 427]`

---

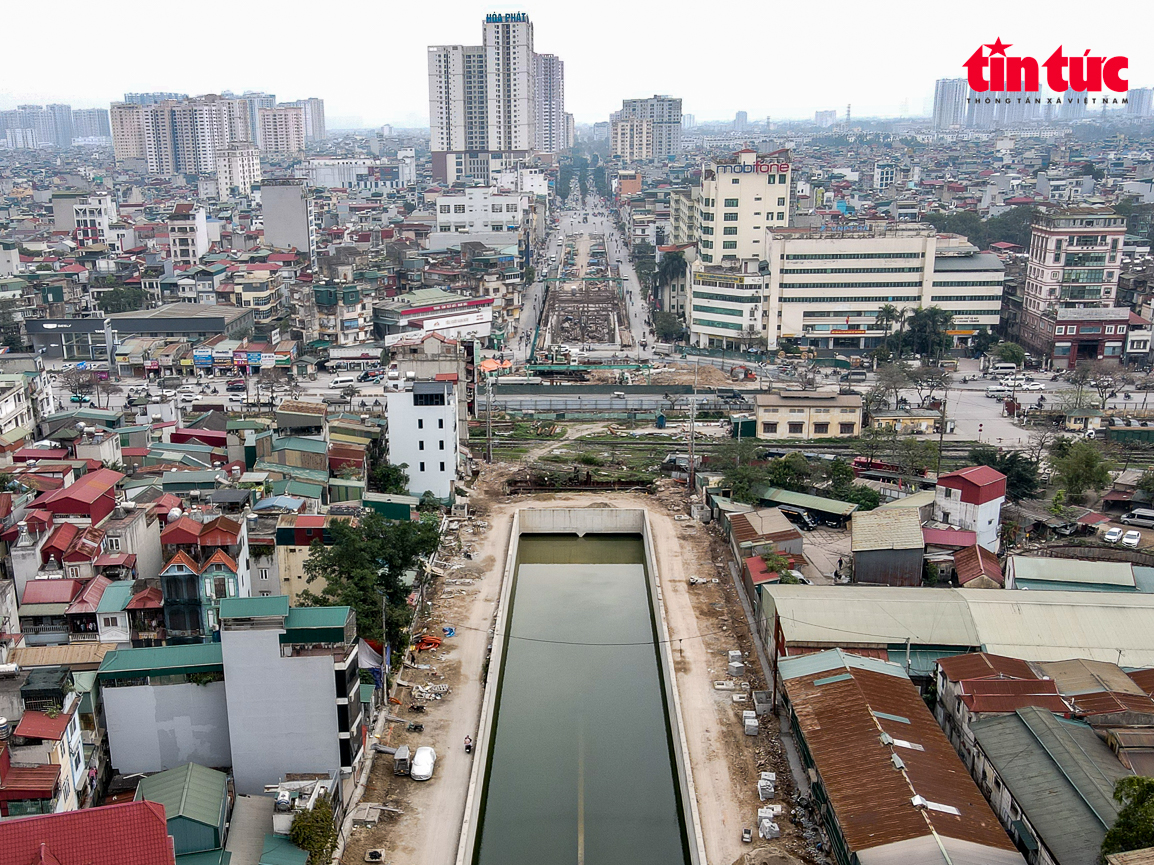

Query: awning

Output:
[1076, 511, 1111, 525]
[1104, 489, 1135, 502]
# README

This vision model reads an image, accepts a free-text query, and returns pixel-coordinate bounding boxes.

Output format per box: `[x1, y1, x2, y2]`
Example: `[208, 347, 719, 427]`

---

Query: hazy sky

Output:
[1, 0, 1149, 128]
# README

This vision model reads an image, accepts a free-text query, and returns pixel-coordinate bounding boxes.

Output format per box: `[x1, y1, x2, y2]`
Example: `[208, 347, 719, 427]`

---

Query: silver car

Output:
[410, 746, 437, 781]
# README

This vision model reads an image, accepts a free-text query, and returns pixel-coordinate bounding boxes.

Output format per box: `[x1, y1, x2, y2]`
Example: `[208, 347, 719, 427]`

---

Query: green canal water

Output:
[473, 533, 690, 865]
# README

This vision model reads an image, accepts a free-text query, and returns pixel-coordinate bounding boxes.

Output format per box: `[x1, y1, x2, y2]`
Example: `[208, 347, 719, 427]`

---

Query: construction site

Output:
[538, 233, 633, 352]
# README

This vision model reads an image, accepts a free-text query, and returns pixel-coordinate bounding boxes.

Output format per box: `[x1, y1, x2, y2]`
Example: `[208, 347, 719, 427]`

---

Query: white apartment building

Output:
[1019, 205, 1126, 356]
[258, 107, 305, 155]
[534, 53, 565, 154]
[387, 381, 459, 501]
[492, 166, 551, 198]
[73, 194, 118, 248]
[873, 162, 896, 191]
[612, 95, 681, 159]
[611, 118, 653, 162]
[281, 98, 325, 141]
[110, 102, 147, 161]
[261, 178, 316, 262]
[697, 149, 792, 263]
[428, 12, 546, 183]
[435, 187, 528, 235]
[167, 204, 209, 267]
[687, 222, 1005, 352]
[215, 143, 262, 196]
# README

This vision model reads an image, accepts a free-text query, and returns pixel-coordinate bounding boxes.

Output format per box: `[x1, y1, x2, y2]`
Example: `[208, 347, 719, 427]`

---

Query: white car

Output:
[1122, 530, 1143, 548]
[1020, 381, 1045, 392]
[1103, 527, 1125, 544]
[410, 746, 437, 781]
[161, 389, 177, 397]
[227, 394, 243, 403]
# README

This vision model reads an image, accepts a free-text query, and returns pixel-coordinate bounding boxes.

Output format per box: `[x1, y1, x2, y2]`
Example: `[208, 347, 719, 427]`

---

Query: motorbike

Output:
[407, 722, 424, 732]
[464, 736, 473, 754]
[1125, 392, 1133, 400]
[409, 703, 425, 713]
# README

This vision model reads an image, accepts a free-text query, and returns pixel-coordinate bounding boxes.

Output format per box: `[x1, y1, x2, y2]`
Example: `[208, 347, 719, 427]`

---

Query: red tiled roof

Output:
[1128, 668, 1154, 697]
[41, 523, 80, 560]
[922, 527, 977, 549]
[13, 710, 72, 741]
[37, 468, 123, 506]
[954, 544, 1004, 586]
[160, 551, 201, 574]
[936, 652, 1037, 682]
[937, 465, 1006, 487]
[1071, 690, 1154, 716]
[0, 800, 176, 865]
[21, 579, 83, 606]
[65, 575, 112, 615]
[201, 549, 238, 573]
[126, 586, 163, 610]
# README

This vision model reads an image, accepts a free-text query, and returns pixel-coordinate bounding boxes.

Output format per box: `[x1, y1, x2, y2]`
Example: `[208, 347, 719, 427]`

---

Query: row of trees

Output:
[715, 439, 885, 511]
[925, 205, 1038, 251]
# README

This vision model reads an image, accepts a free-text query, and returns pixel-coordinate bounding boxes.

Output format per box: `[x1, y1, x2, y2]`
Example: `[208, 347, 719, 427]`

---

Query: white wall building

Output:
[612, 95, 681, 159]
[261, 178, 316, 262]
[167, 204, 209, 267]
[533, 53, 565, 154]
[258, 107, 305, 155]
[215, 143, 262, 197]
[281, 98, 325, 142]
[434, 186, 528, 235]
[73, 194, 118, 248]
[697, 149, 792, 263]
[387, 381, 459, 500]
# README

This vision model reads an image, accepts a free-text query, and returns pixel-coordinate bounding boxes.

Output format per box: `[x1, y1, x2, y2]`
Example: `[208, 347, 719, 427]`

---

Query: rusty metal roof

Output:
[780, 649, 1020, 861]
[937, 652, 1038, 683]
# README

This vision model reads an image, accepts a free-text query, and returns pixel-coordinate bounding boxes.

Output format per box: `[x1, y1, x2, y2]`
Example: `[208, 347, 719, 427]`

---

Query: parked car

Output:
[1123, 530, 1143, 548]
[226, 383, 247, 392]
[410, 746, 437, 781]
[1103, 527, 1125, 544]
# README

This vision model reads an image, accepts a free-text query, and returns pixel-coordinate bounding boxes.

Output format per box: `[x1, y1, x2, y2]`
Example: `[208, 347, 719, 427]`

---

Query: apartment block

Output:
[612, 95, 681, 159]
[215, 142, 262, 196]
[387, 381, 458, 501]
[258, 106, 305, 155]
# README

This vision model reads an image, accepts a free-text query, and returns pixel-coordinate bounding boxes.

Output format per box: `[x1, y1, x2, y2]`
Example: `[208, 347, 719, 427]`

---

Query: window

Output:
[454, 204, 465, 214]
[418, 418, 423, 429]
[418, 440, 425, 450]
[104, 536, 121, 552]
[492, 204, 502, 212]
[439, 205, 450, 213]
[762, 421, 778, 434]
[258, 568, 270, 581]
[438, 418, 444, 428]
[440, 462, 446, 471]
[813, 422, 829, 435]
[788, 422, 804, 434]
[67, 566, 80, 579]
[777, 197, 786, 206]
[419, 462, 425, 471]
[102, 616, 117, 628]
[731, 178, 740, 184]
[723, 213, 739, 221]
[839, 423, 856, 434]
[1081, 325, 1101, 334]
[723, 241, 737, 249]
[1054, 326, 1065, 335]
[724, 198, 739, 207]
[507, 203, 518, 212]
[723, 227, 738, 235]
[1106, 325, 1115, 334]
[439, 440, 445, 450]
[259, 591, 271, 596]
[777, 212, 785, 221]
[214, 576, 227, 599]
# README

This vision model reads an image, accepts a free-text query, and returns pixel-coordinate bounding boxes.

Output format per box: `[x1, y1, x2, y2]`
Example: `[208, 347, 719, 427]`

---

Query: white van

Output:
[986, 385, 1012, 399]
[991, 362, 1018, 376]
[330, 375, 356, 387]
[1122, 508, 1154, 528]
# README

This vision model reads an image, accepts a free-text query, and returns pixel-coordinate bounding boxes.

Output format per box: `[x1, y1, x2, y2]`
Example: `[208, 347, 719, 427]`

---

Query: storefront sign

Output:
[717, 162, 790, 174]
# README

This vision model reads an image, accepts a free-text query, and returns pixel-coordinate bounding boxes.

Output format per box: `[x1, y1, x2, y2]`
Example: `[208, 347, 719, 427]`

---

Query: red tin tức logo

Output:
[964, 38, 1129, 93]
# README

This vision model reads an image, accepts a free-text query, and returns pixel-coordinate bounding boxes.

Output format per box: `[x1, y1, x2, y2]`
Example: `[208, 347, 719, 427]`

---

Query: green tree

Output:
[298, 512, 440, 649]
[1052, 440, 1113, 499]
[523, 264, 535, 286]
[969, 327, 998, 356]
[993, 342, 1026, 367]
[760, 550, 793, 579]
[967, 446, 1041, 503]
[653, 310, 684, 343]
[557, 167, 573, 200]
[905, 306, 954, 360]
[1137, 470, 1154, 499]
[874, 363, 911, 410]
[0, 299, 24, 351]
[656, 250, 686, 291]
[98, 285, 147, 313]
[289, 799, 337, 865]
[371, 461, 410, 494]
[1102, 776, 1154, 859]
[893, 438, 938, 476]
[721, 463, 771, 504]
[766, 453, 810, 492]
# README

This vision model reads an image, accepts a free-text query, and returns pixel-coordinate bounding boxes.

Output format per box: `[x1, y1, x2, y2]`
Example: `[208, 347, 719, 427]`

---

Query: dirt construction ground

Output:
[340, 459, 824, 865]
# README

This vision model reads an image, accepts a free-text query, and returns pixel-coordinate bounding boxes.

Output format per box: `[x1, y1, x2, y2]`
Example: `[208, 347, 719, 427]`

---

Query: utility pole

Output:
[688, 358, 698, 493]
[485, 375, 494, 463]
[936, 391, 947, 476]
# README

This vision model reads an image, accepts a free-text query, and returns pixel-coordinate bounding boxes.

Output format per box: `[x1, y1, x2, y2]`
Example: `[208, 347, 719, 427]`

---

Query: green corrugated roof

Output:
[271, 479, 325, 499]
[273, 436, 328, 454]
[284, 606, 350, 630]
[219, 596, 289, 619]
[136, 763, 227, 830]
[254, 461, 329, 483]
[98, 642, 223, 680]
[96, 582, 135, 613]
[360, 682, 376, 705]
[753, 485, 859, 518]
[259, 834, 308, 865]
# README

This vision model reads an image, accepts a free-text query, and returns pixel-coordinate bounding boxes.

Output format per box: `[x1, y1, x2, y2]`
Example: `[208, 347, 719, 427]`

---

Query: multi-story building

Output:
[754, 390, 862, 440]
[611, 118, 652, 162]
[1019, 206, 1127, 361]
[434, 186, 528, 235]
[72, 194, 118, 248]
[280, 97, 325, 142]
[314, 282, 371, 346]
[428, 11, 544, 182]
[565, 112, 575, 148]
[258, 106, 305, 155]
[72, 108, 110, 141]
[934, 466, 1007, 552]
[215, 142, 261, 196]
[612, 95, 681, 159]
[110, 102, 147, 162]
[261, 178, 316, 261]
[225, 90, 274, 146]
[1129, 87, 1154, 117]
[814, 109, 837, 127]
[933, 78, 969, 128]
[124, 91, 188, 105]
[167, 204, 209, 267]
[0, 105, 71, 148]
[386, 381, 458, 500]
[873, 161, 896, 191]
[533, 53, 565, 154]
[696, 149, 792, 263]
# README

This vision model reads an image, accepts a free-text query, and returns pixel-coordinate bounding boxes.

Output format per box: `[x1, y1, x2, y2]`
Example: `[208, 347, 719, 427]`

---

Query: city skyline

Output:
[1, 0, 1151, 128]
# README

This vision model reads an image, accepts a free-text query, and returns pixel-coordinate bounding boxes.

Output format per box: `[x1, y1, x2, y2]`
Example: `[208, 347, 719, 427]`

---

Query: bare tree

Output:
[1081, 360, 1131, 409]
[58, 368, 95, 399]
[907, 366, 951, 407]
[1023, 428, 1057, 464]
[91, 378, 123, 410]
[874, 363, 911, 409]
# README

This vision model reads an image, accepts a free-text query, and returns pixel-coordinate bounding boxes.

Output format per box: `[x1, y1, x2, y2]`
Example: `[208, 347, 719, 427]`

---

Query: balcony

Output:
[69, 631, 101, 642]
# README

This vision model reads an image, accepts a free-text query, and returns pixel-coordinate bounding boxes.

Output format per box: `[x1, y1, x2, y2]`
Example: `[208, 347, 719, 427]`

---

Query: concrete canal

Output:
[459, 509, 700, 865]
